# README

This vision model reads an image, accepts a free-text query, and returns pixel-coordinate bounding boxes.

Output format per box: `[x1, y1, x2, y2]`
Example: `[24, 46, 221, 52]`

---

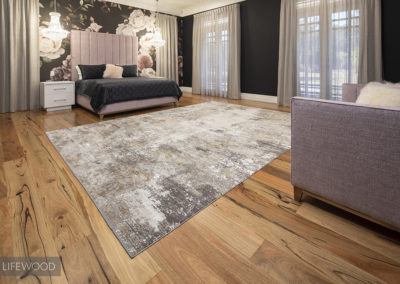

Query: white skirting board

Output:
[180, 87, 193, 94]
[240, 93, 278, 104]
[179, 87, 278, 104]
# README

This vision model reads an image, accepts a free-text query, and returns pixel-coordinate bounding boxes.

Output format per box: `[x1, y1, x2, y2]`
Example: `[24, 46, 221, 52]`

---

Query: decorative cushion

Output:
[76, 66, 83, 80]
[103, 64, 123, 79]
[120, 65, 138, 77]
[357, 82, 400, 108]
[78, 64, 106, 80]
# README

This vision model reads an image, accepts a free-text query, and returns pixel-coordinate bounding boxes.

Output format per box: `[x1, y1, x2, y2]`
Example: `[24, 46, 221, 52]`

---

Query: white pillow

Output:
[75, 66, 83, 80]
[356, 82, 400, 108]
[103, 64, 123, 79]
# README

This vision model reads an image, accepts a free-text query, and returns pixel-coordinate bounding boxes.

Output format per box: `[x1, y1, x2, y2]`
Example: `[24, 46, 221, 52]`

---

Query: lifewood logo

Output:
[0, 257, 61, 276]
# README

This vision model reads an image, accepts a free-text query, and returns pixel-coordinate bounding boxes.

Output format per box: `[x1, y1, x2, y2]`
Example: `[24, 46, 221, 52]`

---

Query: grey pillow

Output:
[120, 65, 138, 77]
[78, 64, 106, 80]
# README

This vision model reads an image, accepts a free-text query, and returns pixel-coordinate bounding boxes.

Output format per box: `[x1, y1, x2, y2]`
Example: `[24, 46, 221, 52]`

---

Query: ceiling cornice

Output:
[107, 0, 176, 16]
[107, 0, 245, 17]
[180, 0, 245, 17]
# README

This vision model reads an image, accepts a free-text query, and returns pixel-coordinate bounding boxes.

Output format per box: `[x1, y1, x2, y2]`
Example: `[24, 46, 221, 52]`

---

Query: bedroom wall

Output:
[182, 16, 193, 87]
[240, 0, 281, 96]
[39, 0, 183, 82]
[181, 0, 281, 96]
[382, 0, 400, 83]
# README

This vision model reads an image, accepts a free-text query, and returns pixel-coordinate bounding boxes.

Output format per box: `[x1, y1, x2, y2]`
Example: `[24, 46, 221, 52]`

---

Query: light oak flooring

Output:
[1, 93, 400, 283]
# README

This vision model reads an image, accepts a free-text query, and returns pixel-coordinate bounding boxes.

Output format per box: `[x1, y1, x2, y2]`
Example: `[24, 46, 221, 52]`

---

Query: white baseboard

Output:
[240, 93, 278, 104]
[180, 87, 278, 104]
[180, 86, 193, 93]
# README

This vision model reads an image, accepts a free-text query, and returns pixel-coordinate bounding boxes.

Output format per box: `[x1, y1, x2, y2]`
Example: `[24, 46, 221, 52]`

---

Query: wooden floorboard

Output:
[0, 115, 24, 162]
[296, 199, 400, 264]
[0, 93, 399, 283]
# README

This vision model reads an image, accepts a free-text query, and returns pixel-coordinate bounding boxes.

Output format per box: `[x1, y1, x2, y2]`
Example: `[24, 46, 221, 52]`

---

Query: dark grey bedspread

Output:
[75, 77, 182, 112]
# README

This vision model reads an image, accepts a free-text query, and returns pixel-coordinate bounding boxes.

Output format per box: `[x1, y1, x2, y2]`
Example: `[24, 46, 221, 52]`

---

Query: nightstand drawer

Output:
[44, 93, 75, 108]
[45, 83, 74, 96]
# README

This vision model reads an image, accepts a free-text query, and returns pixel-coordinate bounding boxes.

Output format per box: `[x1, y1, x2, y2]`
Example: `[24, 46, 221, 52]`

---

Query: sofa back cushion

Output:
[357, 82, 400, 108]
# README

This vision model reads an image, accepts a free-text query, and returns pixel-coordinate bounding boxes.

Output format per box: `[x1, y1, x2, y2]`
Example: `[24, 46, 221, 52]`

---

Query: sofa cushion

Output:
[357, 82, 400, 108]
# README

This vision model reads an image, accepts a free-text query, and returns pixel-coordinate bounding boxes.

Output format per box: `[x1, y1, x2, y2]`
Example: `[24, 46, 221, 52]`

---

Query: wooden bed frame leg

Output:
[99, 114, 104, 121]
[294, 187, 304, 202]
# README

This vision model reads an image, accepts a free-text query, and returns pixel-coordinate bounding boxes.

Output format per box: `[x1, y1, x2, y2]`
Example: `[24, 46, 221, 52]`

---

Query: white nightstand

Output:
[40, 81, 75, 112]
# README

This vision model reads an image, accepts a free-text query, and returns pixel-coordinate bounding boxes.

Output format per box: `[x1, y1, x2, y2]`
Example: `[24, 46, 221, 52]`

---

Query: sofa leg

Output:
[294, 187, 304, 202]
[99, 114, 104, 121]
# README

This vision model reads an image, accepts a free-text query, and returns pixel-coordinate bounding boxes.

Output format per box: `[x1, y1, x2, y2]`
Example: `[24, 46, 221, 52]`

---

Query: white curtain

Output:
[192, 4, 241, 99]
[277, 0, 382, 106]
[0, 0, 40, 113]
[156, 14, 179, 83]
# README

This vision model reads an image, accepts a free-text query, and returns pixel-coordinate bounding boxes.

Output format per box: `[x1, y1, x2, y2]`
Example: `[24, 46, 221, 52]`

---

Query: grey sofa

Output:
[291, 84, 400, 231]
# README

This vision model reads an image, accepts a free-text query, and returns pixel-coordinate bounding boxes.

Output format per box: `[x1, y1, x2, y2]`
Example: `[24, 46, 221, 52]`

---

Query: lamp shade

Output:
[41, 12, 68, 41]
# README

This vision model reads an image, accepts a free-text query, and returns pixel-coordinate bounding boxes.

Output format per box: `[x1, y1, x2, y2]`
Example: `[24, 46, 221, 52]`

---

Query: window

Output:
[330, 9, 360, 100]
[203, 21, 229, 94]
[297, 14, 321, 99]
[193, 4, 240, 99]
[297, 1, 360, 100]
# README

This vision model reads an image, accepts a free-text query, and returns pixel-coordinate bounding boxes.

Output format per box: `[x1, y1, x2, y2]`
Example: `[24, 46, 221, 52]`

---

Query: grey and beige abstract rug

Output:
[46, 102, 291, 258]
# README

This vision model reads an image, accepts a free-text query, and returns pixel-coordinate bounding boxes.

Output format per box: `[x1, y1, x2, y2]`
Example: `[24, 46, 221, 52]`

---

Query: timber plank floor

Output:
[1, 93, 400, 284]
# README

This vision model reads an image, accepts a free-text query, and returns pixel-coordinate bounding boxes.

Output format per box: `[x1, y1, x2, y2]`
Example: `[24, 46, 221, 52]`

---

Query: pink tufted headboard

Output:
[70, 30, 138, 81]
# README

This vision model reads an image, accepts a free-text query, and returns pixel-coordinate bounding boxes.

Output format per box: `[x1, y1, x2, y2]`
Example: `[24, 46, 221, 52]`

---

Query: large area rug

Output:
[46, 102, 291, 258]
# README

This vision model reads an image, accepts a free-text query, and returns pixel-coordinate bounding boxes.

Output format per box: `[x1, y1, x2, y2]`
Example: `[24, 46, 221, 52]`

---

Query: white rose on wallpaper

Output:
[116, 10, 151, 36]
[141, 68, 156, 78]
[128, 9, 147, 32]
[39, 28, 65, 60]
[139, 32, 155, 50]
[116, 22, 137, 36]
[139, 46, 148, 55]
[87, 22, 102, 32]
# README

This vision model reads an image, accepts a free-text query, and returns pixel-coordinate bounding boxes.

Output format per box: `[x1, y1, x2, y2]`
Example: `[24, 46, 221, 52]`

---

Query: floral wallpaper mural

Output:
[39, 0, 168, 82]
[178, 18, 184, 86]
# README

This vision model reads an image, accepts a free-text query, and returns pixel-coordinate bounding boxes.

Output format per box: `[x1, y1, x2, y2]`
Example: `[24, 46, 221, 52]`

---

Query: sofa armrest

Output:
[342, 83, 365, 102]
[291, 97, 400, 228]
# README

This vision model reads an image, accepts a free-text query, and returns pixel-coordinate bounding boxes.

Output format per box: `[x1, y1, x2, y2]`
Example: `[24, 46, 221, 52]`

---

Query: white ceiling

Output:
[109, 0, 245, 17]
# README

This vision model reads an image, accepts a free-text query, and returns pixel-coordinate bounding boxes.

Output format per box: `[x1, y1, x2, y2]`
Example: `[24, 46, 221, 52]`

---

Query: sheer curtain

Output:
[278, 0, 382, 106]
[192, 4, 241, 99]
[156, 14, 179, 83]
[0, 0, 40, 113]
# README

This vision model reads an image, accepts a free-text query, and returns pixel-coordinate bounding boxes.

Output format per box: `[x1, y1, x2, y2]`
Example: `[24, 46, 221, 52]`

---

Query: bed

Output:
[71, 30, 182, 119]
